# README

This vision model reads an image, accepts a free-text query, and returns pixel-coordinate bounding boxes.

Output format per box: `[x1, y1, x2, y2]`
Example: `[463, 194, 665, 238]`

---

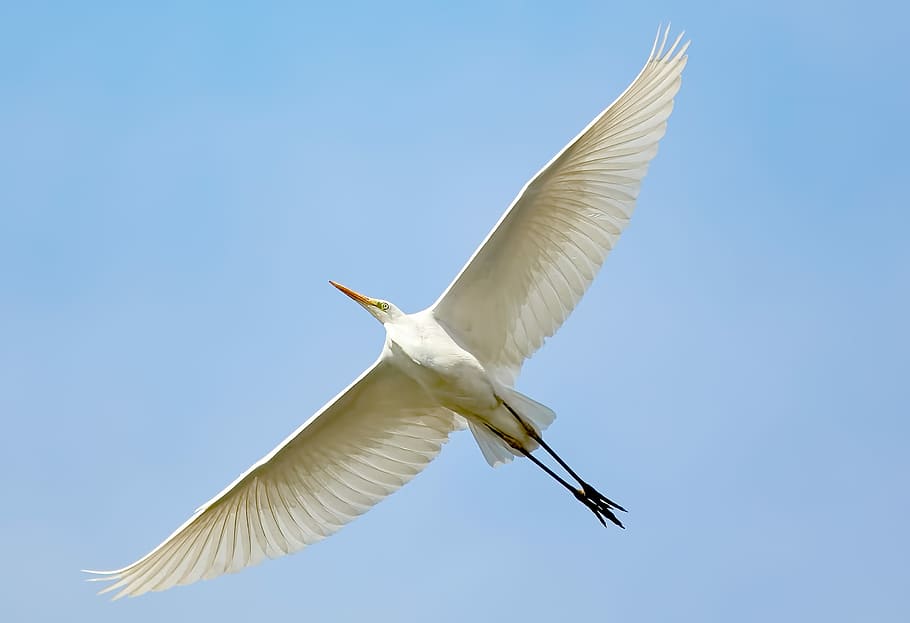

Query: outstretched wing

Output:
[432, 27, 689, 380]
[85, 359, 459, 599]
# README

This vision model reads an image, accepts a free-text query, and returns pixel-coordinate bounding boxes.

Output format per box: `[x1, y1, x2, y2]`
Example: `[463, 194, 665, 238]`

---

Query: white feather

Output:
[432, 26, 689, 382]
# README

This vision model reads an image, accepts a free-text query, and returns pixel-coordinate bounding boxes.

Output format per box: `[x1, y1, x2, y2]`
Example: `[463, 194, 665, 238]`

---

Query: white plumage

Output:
[434, 27, 688, 380]
[86, 26, 688, 599]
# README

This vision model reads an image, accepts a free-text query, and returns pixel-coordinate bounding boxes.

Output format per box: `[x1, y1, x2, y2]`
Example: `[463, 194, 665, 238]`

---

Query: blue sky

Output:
[2, 1, 908, 621]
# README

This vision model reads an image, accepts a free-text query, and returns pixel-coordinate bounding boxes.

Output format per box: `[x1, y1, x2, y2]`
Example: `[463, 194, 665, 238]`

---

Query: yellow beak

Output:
[329, 281, 374, 307]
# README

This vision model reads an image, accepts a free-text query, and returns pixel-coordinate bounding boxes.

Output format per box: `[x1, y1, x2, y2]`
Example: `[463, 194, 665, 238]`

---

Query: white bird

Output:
[86, 26, 688, 599]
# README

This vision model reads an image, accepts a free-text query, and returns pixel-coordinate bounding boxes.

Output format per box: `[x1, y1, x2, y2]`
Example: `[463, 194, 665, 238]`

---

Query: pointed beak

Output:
[329, 280, 373, 307]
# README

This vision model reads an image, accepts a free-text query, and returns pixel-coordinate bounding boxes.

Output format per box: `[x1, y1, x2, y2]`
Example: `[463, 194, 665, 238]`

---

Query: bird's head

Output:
[329, 281, 402, 324]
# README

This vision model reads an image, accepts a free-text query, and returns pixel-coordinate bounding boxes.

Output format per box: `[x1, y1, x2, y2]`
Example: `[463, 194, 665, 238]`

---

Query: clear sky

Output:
[2, 1, 907, 621]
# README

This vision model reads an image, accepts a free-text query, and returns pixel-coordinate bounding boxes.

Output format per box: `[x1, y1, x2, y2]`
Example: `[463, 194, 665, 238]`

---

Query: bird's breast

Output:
[386, 322, 498, 413]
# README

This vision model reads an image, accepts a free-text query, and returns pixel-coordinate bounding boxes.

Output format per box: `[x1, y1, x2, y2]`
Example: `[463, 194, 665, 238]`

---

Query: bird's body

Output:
[86, 26, 689, 599]
[385, 308, 498, 415]
[384, 308, 538, 453]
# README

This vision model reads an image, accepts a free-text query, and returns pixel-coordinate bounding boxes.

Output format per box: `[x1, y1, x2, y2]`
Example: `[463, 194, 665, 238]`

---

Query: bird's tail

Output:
[468, 387, 558, 468]
[468, 421, 516, 468]
[498, 386, 557, 435]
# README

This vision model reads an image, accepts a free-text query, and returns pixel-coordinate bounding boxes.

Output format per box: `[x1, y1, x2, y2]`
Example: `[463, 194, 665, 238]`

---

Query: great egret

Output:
[86, 26, 688, 599]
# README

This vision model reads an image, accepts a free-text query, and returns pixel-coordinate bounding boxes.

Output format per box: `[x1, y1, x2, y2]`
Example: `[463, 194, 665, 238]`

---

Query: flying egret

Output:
[86, 26, 688, 599]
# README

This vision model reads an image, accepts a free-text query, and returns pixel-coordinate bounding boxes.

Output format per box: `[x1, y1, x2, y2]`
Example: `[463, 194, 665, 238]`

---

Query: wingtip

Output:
[649, 24, 662, 60]
[651, 23, 690, 63]
[82, 567, 123, 582]
[83, 567, 130, 599]
[657, 22, 671, 58]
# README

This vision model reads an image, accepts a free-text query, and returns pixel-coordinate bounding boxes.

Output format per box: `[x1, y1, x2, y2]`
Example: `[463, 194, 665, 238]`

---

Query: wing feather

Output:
[85, 359, 459, 598]
[432, 26, 688, 380]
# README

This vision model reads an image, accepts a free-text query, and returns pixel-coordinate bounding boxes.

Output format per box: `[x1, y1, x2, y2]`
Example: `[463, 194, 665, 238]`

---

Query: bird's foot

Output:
[574, 482, 626, 528]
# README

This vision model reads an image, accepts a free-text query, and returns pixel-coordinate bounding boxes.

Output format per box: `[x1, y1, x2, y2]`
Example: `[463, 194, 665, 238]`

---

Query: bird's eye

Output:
[379, 301, 390, 311]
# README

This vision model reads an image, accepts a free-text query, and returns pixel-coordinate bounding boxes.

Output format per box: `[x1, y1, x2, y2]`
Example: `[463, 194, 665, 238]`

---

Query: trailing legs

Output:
[489, 402, 626, 528]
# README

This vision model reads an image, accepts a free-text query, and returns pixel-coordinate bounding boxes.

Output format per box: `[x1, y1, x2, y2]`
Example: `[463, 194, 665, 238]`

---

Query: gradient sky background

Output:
[2, 2, 908, 621]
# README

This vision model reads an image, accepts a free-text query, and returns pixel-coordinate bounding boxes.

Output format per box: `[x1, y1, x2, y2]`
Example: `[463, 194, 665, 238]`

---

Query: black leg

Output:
[532, 434, 627, 514]
[484, 423, 624, 528]
[499, 403, 627, 524]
